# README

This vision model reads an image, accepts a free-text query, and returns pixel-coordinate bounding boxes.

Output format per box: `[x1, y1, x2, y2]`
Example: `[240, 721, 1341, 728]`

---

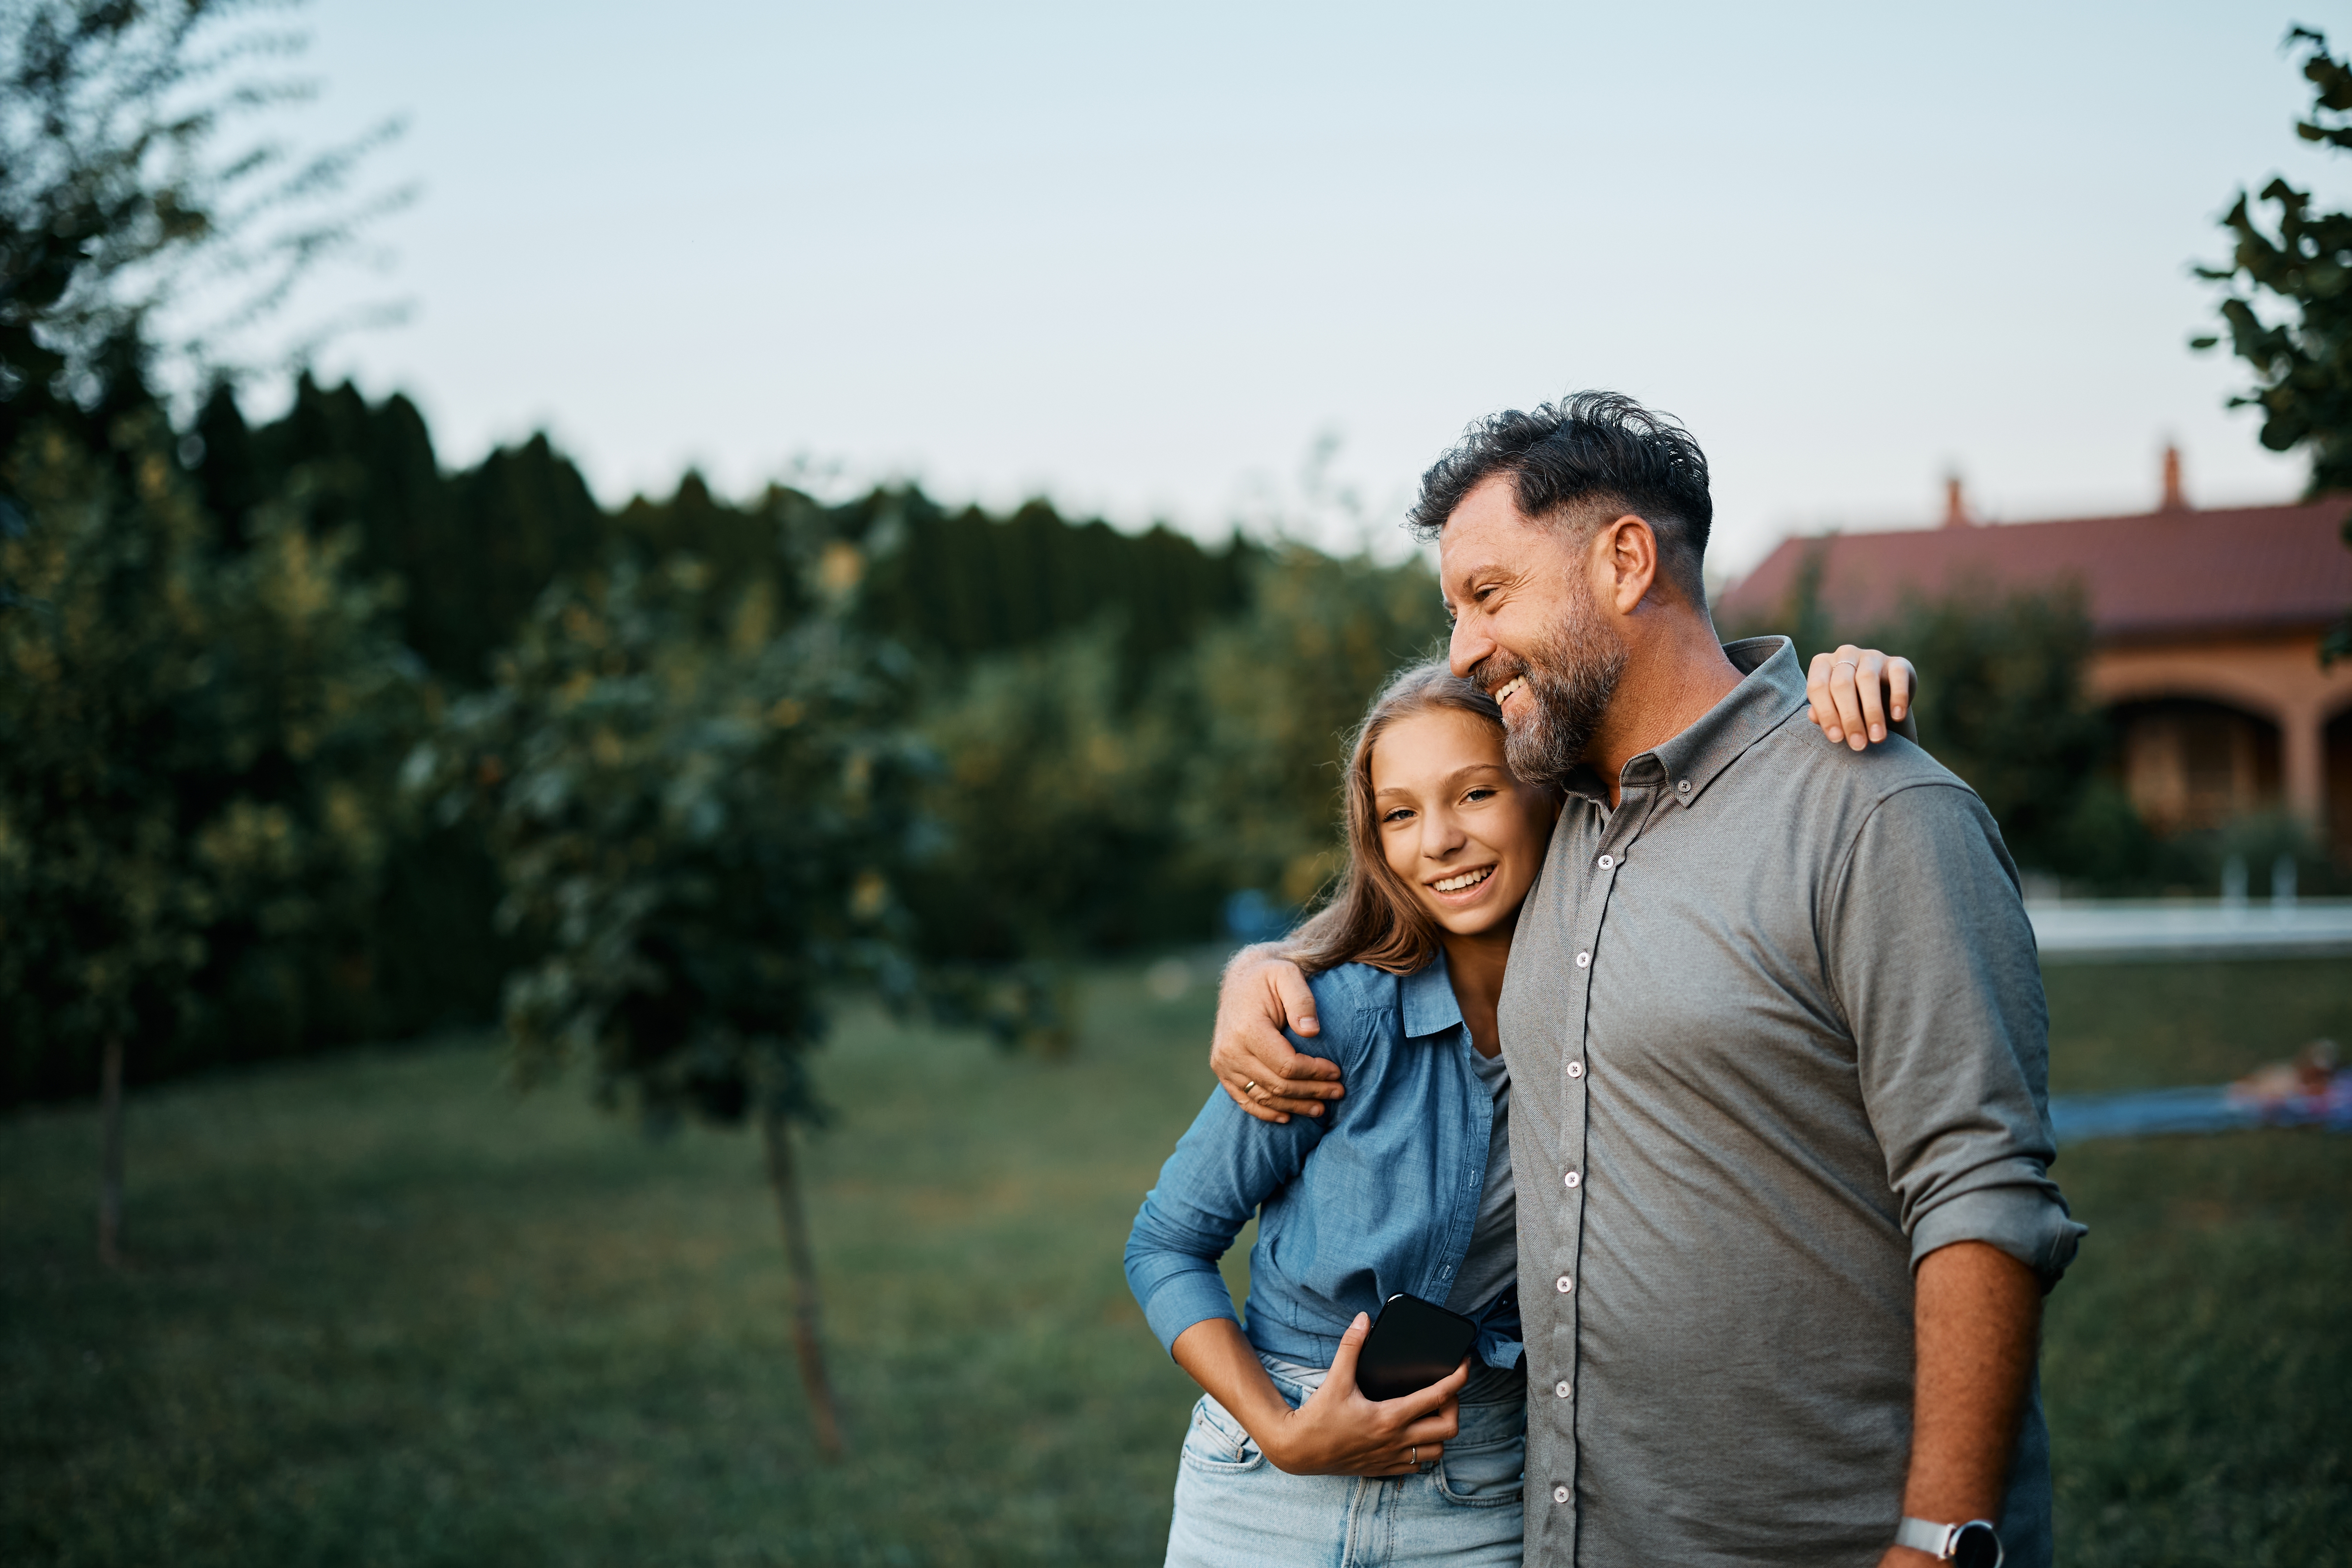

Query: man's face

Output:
[1439, 475, 1628, 786]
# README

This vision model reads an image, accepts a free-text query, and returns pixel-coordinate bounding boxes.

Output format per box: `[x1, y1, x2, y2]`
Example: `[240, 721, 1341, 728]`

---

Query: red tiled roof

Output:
[1717, 499, 2352, 642]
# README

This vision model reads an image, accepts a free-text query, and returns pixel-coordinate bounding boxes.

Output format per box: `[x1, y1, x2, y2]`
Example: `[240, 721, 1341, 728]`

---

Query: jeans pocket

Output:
[1179, 1394, 1267, 1474]
[1433, 1431, 1525, 1506]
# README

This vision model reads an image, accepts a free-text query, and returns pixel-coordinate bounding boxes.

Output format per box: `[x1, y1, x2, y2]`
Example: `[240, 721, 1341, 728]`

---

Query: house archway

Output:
[2109, 696, 2283, 835]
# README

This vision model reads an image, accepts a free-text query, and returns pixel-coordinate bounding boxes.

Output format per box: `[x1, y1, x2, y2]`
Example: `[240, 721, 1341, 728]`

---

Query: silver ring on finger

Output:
[1408, 1445, 1417, 1465]
[1833, 659, 1857, 671]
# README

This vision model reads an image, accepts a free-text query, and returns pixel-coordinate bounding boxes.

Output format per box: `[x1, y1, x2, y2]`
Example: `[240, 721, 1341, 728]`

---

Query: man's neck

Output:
[1588, 614, 1745, 809]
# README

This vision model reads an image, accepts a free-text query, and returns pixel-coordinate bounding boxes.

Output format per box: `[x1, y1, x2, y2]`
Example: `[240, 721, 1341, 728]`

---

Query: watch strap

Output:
[1895, 1518, 1956, 1557]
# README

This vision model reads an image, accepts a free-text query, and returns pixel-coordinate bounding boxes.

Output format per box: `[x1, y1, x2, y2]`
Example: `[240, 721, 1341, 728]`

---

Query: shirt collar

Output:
[1628, 635, 1808, 809]
[1399, 947, 1466, 1040]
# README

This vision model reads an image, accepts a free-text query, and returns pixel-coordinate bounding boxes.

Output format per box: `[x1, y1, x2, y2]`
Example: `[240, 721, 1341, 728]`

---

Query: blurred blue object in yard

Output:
[2026, 897, 2352, 962]
[2049, 1072, 2352, 1145]
[2049, 1086, 2258, 1143]
[1223, 889, 1292, 945]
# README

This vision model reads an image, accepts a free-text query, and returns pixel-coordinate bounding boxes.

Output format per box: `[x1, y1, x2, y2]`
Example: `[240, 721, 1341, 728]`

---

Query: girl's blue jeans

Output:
[1164, 1354, 1526, 1568]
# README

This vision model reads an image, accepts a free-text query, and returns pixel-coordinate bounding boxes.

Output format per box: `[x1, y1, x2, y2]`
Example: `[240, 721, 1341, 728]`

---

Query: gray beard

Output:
[1485, 607, 1626, 788]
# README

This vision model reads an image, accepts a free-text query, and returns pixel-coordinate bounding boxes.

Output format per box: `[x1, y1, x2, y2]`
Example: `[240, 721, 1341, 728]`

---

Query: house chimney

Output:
[2159, 443, 2188, 511]
[1942, 474, 1971, 528]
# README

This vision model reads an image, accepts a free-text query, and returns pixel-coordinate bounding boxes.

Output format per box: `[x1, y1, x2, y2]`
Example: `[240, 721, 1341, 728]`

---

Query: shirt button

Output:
[1563, 1170, 1580, 1189]
[1675, 779, 1692, 795]
[1555, 1273, 1574, 1293]
[1566, 1061, 1584, 1079]
[1553, 1485, 1571, 1504]
[1597, 854, 1613, 869]
[1575, 951, 1591, 968]
[1555, 1379, 1572, 1398]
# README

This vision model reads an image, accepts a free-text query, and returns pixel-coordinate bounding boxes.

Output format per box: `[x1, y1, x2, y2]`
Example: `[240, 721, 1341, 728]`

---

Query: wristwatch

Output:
[1895, 1517, 2002, 1567]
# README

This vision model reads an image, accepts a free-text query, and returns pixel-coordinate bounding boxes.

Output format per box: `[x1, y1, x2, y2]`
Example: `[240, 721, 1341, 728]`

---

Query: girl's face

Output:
[1370, 708, 1557, 942]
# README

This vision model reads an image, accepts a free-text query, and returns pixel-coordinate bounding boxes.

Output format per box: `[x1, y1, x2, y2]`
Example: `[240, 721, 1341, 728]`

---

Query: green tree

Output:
[1178, 547, 1450, 911]
[0, 0, 401, 471]
[908, 622, 1196, 969]
[0, 407, 417, 1258]
[2194, 24, 2352, 661]
[1869, 586, 2150, 882]
[1720, 567, 2148, 884]
[407, 538, 929, 1457]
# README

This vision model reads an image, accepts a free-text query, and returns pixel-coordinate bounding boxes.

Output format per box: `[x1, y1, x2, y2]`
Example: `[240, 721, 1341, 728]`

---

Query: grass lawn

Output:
[3, 957, 2348, 1566]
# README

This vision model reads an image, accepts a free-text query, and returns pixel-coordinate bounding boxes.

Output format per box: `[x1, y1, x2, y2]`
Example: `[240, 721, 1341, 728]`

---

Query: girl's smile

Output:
[1371, 708, 1555, 944]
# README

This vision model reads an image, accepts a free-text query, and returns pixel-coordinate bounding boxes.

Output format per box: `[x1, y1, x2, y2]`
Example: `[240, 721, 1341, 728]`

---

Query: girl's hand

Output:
[1263, 1311, 1468, 1476]
[1806, 645, 1917, 750]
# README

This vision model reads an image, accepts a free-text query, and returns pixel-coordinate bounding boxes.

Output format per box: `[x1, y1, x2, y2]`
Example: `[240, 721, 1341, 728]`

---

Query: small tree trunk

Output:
[761, 1108, 844, 1459]
[97, 1036, 126, 1268]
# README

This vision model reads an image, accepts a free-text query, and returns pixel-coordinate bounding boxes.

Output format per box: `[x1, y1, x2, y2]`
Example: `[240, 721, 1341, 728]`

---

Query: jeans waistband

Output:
[1258, 1351, 1526, 1407]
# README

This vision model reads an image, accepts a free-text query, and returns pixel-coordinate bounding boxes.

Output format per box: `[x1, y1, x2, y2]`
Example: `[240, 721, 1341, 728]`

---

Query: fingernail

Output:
[1871, 724, 1884, 740]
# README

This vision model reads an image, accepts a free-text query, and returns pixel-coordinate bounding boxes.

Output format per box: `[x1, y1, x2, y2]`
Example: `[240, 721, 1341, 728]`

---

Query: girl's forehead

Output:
[1371, 708, 1506, 784]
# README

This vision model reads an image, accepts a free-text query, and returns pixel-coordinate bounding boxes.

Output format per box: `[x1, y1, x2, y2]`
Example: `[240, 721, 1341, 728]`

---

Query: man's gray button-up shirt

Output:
[1501, 637, 2084, 1568]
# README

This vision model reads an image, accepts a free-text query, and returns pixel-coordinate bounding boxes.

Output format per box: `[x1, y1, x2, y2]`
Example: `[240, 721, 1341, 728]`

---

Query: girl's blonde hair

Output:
[1291, 659, 1529, 976]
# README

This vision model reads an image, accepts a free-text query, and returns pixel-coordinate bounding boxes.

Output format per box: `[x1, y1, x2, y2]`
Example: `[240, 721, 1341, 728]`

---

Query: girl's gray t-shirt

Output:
[1444, 1044, 1517, 1316]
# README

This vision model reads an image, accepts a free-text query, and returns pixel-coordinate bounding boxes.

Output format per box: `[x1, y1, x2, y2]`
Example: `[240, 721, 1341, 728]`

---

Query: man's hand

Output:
[1211, 944, 1344, 1124]
[1873, 1240, 2042, 1568]
[1807, 644, 1918, 750]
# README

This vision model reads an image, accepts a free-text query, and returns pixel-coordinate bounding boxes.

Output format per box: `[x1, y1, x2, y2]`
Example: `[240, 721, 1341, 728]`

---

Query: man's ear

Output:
[1600, 513, 1660, 615]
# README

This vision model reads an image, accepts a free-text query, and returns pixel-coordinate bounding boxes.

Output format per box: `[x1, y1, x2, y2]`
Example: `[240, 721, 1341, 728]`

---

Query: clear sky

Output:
[250, 0, 2352, 576]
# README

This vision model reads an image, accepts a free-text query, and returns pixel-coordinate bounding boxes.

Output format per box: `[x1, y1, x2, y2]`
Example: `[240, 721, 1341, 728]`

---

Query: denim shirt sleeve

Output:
[1123, 1031, 1341, 1357]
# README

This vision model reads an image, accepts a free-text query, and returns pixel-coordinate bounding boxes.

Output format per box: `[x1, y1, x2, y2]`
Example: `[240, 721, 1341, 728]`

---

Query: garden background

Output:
[3, 4, 2348, 1564]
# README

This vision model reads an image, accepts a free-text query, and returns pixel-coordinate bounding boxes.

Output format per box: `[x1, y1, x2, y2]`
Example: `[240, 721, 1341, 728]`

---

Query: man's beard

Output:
[1479, 599, 1627, 788]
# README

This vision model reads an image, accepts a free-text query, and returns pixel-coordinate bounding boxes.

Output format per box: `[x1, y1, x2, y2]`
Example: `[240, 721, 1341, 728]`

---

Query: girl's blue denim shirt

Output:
[1125, 952, 1524, 1372]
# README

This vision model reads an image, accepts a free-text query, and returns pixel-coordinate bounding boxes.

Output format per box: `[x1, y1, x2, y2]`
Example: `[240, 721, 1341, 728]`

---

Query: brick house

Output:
[1717, 455, 2352, 864]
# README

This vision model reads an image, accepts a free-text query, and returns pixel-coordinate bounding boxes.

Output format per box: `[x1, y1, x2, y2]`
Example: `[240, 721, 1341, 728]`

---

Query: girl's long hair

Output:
[1290, 659, 1521, 977]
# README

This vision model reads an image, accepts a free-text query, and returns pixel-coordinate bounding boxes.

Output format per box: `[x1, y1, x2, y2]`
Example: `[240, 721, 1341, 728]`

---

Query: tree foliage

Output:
[403, 530, 931, 1455]
[0, 405, 416, 1100]
[406, 544, 926, 1134]
[1724, 573, 2152, 884]
[910, 622, 1191, 964]
[0, 0, 402, 460]
[2194, 24, 2352, 659]
[1176, 547, 1449, 909]
[1871, 587, 2152, 884]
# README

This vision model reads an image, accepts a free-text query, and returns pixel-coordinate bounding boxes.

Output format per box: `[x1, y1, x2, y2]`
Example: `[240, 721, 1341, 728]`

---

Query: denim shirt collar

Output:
[1399, 948, 1465, 1042]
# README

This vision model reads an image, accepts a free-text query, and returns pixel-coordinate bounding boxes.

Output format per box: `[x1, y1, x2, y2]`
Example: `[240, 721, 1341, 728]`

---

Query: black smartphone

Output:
[1354, 1293, 1478, 1401]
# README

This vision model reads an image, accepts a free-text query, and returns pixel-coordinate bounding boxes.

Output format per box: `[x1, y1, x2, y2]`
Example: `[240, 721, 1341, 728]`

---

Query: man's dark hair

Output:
[1408, 390, 1714, 605]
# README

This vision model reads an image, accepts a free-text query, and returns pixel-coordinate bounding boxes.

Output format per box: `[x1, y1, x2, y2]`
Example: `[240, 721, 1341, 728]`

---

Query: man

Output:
[1210, 392, 2082, 1568]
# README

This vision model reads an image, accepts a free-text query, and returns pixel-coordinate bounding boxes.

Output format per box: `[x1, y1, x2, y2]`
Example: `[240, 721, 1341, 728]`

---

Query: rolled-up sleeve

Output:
[1124, 1083, 1324, 1356]
[1828, 782, 2087, 1285]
